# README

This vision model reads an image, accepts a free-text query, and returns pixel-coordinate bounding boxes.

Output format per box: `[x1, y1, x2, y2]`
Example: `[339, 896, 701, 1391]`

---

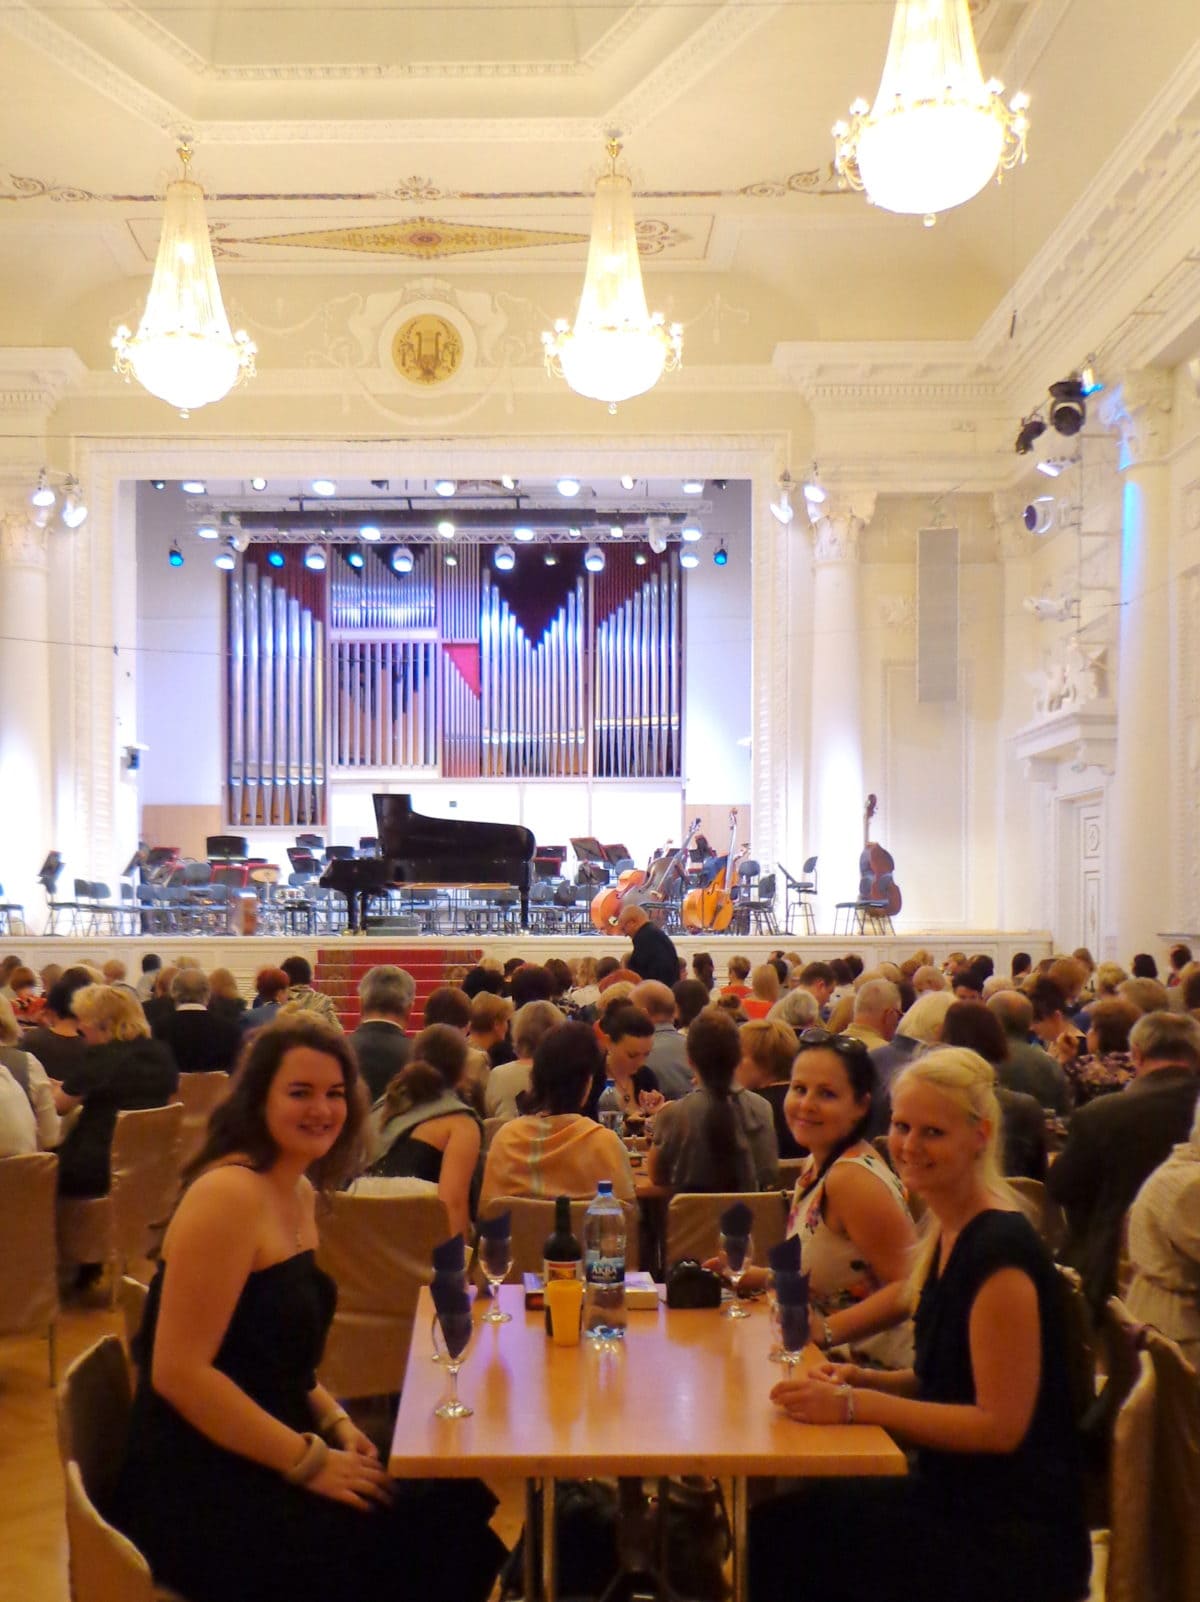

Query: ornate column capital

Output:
[0, 508, 49, 570]
[809, 489, 876, 564]
[1098, 368, 1174, 468]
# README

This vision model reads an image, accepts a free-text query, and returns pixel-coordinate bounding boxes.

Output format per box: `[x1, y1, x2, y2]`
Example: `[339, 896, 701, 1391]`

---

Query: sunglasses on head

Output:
[796, 1027, 871, 1062]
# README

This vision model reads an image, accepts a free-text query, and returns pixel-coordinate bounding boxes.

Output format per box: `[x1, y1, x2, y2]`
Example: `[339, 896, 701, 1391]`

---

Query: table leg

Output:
[731, 1475, 748, 1602]
[523, 1478, 539, 1602]
[542, 1476, 558, 1602]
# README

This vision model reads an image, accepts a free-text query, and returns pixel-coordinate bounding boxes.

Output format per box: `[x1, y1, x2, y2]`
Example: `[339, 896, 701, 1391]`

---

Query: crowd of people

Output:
[4, 934, 1199, 1602]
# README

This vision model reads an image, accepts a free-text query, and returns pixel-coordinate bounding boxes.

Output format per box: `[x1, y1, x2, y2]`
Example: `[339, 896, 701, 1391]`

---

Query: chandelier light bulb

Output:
[542, 138, 683, 409]
[634, 549, 648, 566]
[250, 476, 268, 491]
[583, 544, 606, 573]
[112, 144, 256, 412]
[620, 475, 636, 490]
[267, 549, 285, 568]
[345, 547, 365, 570]
[493, 544, 516, 572]
[444, 553, 458, 567]
[500, 475, 516, 491]
[609, 524, 624, 538]
[833, 0, 1030, 223]
[802, 464, 827, 505]
[681, 478, 704, 495]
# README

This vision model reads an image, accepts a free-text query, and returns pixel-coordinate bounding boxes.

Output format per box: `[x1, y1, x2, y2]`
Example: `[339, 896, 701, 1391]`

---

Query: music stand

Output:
[206, 834, 249, 862]
[602, 843, 632, 865]
[570, 836, 609, 887]
[38, 851, 64, 895]
[778, 861, 816, 935]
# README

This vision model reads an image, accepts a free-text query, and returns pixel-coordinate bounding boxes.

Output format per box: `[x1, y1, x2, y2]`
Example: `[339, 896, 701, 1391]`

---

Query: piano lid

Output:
[373, 793, 535, 874]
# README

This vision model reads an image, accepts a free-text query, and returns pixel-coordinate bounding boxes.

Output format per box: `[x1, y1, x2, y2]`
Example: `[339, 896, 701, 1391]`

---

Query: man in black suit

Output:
[616, 901, 679, 990]
[350, 965, 415, 1103]
[155, 968, 242, 1073]
[1048, 1010, 1200, 1308]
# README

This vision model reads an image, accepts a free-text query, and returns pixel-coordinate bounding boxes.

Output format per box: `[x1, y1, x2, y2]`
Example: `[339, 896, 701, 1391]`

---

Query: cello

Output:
[590, 819, 702, 933]
[682, 809, 748, 933]
[858, 794, 902, 916]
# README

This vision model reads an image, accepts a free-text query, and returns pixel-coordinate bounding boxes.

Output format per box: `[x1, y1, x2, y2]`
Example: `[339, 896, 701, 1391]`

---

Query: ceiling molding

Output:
[0, 347, 88, 416]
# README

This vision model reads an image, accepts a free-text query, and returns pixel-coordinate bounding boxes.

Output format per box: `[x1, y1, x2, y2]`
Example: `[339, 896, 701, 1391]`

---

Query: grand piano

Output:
[320, 793, 536, 933]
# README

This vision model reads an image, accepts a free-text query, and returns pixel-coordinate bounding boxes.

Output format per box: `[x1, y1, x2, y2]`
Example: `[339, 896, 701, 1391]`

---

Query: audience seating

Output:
[1104, 1349, 1157, 1602]
[315, 1191, 450, 1399]
[1008, 1176, 1067, 1252]
[777, 1157, 806, 1191]
[665, 1190, 788, 1271]
[57, 1104, 184, 1307]
[0, 1151, 59, 1383]
[173, 1072, 229, 1171]
[477, 1194, 640, 1279]
[0, 881, 25, 934]
[118, 1277, 150, 1366]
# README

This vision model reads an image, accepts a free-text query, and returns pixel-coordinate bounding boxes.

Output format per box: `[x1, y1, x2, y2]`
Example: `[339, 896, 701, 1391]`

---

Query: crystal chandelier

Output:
[833, 0, 1029, 225]
[113, 144, 256, 413]
[543, 138, 682, 411]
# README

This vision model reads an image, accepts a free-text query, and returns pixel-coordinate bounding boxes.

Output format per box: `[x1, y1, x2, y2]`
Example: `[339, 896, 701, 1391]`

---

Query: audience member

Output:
[207, 968, 247, 1028]
[630, 979, 694, 1099]
[1126, 1098, 1200, 1364]
[766, 986, 820, 1033]
[361, 1025, 480, 1235]
[1049, 1011, 1200, 1309]
[481, 1022, 634, 1204]
[741, 963, 781, 1020]
[691, 951, 716, 993]
[649, 1009, 780, 1193]
[155, 969, 243, 1073]
[143, 965, 179, 1033]
[1166, 942, 1192, 990]
[109, 1015, 502, 1602]
[951, 962, 988, 1002]
[721, 955, 752, 998]
[461, 965, 504, 1000]
[21, 974, 89, 1080]
[673, 978, 710, 1030]
[279, 956, 342, 1031]
[508, 963, 554, 1011]
[986, 990, 1071, 1114]
[56, 984, 178, 1197]
[795, 961, 836, 1015]
[567, 956, 601, 1010]
[468, 991, 514, 1071]
[735, 1017, 802, 1158]
[597, 1004, 661, 1118]
[1130, 952, 1160, 981]
[135, 952, 161, 1001]
[484, 1000, 562, 1120]
[0, 995, 59, 1151]
[246, 967, 291, 1028]
[939, 1001, 1047, 1181]
[349, 965, 414, 1103]
[844, 978, 901, 1053]
[1025, 977, 1084, 1073]
[616, 901, 680, 989]
[1062, 996, 1139, 1105]
[421, 986, 488, 1113]
[1010, 950, 1032, 980]
[912, 964, 948, 994]
[0, 954, 20, 1000]
[1118, 975, 1170, 1015]
[102, 958, 140, 1000]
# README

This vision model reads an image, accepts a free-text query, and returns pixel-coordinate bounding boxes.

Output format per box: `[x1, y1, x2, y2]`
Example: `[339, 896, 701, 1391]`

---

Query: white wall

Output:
[683, 478, 751, 805]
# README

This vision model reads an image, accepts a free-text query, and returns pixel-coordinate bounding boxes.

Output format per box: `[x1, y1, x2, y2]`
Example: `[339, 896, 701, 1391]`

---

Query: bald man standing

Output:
[617, 901, 680, 990]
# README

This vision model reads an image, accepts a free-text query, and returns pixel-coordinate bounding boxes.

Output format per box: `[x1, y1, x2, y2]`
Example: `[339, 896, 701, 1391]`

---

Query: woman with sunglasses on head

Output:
[728, 1027, 915, 1366]
[749, 1047, 1091, 1602]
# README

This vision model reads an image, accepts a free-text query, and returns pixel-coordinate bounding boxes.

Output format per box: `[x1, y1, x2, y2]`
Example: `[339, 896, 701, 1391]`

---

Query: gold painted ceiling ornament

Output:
[391, 313, 463, 385]
[243, 216, 588, 258]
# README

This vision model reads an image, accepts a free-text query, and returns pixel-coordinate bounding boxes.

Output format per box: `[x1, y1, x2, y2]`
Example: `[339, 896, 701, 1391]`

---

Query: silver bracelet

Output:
[839, 1385, 856, 1425]
[818, 1312, 836, 1350]
[283, 1432, 329, 1484]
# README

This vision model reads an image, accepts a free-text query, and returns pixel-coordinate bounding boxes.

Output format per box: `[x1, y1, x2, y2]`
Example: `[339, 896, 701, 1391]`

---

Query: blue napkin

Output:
[772, 1268, 810, 1305]
[768, 1236, 802, 1275]
[431, 1234, 466, 1275]
[430, 1280, 473, 1358]
[720, 1201, 753, 1238]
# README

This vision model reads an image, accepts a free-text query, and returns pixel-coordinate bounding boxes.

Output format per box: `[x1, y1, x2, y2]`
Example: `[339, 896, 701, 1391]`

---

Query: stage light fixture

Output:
[437, 519, 456, 539]
[682, 478, 704, 495]
[311, 478, 336, 496]
[1079, 358, 1103, 397]
[556, 476, 581, 497]
[168, 541, 184, 567]
[802, 464, 827, 505]
[713, 540, 729, 567]
[647, 528, 669, 556]
[444, 552, 458, 567]
[181, 480, 206, 495]
[1035, 458, 1071, 479]
[1014, 415, 1046, 455]
[266, 549, 285, 568]
[1049, 378, 1086, 436]
[30, 470, 55, 509]
[1023, 498, 1055, 535]
[250, 476, 268, 491]
[151, 479, 166, 491]
[583, 544, 605, 573]
[769, 474, 795, 525]
[391, 545, 415, 574]
[514, 525, 536, 542]
[434, 478, 457, 497]
[500, 475, 516, 491]
[681, 519, 702, 542]
[303, 544, 327, 572]
[620, 474, 636, 490]
[544, 549, 559, 566]
[634, 549, 648, 566]
[344, 547, 365, 571]
[680, 548, 700, 569]
[359, 523, 382, 542]
[566, 525, 583, 539]
[61, 478, 88, 528]
[493, 544, 516, 572]
[195, 520, 220, 540]
[609, 524, 624, 538]
[215, 542, 237, 571]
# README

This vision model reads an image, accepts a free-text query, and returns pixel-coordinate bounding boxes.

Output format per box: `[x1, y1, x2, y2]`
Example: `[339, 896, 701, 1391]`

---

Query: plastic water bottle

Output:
[597, 1078, 625, 1137]
[583, 1180, 627, 1342]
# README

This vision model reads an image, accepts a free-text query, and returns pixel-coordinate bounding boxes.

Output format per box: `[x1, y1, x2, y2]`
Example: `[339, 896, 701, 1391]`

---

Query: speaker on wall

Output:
[917, 526, 959, 703]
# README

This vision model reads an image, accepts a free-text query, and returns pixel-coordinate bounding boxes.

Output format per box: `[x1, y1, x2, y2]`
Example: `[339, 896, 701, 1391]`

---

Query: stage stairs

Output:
[314, 946, 483, 1032]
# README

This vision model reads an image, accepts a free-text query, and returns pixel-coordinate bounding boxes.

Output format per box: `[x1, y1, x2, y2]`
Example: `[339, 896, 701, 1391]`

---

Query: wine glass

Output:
[431, 1304, 476, 1418]
[719, 1231, 753, 1319]
[478, 1234, 513, 1324]
[776, 1299, 809, 1372]
[765, 1270, 784, 1362]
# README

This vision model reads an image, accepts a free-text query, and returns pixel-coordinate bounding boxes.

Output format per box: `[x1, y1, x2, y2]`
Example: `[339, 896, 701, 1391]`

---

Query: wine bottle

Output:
[543, 1194, 582, 1335]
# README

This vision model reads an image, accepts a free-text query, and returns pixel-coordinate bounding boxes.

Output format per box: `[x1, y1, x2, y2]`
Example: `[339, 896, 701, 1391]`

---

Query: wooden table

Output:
[390, 1286, 905, 1601]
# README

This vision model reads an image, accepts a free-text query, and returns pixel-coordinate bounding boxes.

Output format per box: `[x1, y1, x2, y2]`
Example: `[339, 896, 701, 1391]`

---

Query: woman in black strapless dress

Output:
[109, 1015, 504, 1602]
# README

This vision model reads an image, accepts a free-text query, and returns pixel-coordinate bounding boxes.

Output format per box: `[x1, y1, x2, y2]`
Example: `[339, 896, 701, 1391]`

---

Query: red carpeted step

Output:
[314, 946, 484, 1032]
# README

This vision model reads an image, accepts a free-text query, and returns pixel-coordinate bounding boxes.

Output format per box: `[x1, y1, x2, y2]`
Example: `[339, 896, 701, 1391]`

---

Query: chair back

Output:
[174, 1071, 229, 1169]
[1052, 1265, 1099, 1430]
[316, 1191, 450, 1398]
[118, 1276, 150, 1360]
[1141, 1327, 1200, 1602]
[801, 856, 818, 878]
[110, 1103, 184, 1266]
[756, 872, 776, 902]
[56, 1335, 133, 1506]
[481, 1115, 507, 1153]
[1106, 1350, 1158, 1602]
[1008, 1176, 1066, 1252]
[665, 1190, 787, 1271]
[777, 1158, 806, 1192]
[0, 1152, 59, 1350]
[64, 1460, 160, 1602]
[477, 1194, 640, 1278]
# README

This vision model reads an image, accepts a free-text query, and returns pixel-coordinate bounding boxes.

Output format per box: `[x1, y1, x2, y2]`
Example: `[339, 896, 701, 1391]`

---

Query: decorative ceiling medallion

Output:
[242, 217, 588, 258]
[391, 313, 463, 386]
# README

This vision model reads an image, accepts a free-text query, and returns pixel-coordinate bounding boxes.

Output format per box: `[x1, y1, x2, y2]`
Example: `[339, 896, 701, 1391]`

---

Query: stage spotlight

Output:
[434, 478, 457, 497]
[1014, 414, 1046, 454]
[30, 470, 55, 509]
[436, 520, 456, 539]
[215, 542, 237, 571]
[514, 525, 536, 542]
[181, 480, 206, 495]
[1035, 458, 1071, 479]
[647, 529, 669, 556]
[682, 478, 704, 495]
[151, 479, 166, 491]
[1079, 359, 1103, 397]
[303, 544, 327, 572]
[713, 540, 729, 567]
[390, 545, 415, 574]
[556, 476, 581, 497]
[1023, 499, 1055, 535]
[250, 476, 268, 491]
[1049, 378, 1086, 436]
[583, 544, 605, 573]
[359, 523, 382, 542]
[609, 524, 624, 538]
[344, 547, 365, 571]
[681, 519, 702, 542]
[769, 475, 794, 525]
[266, 549, 285, 569]
[680, 549, 700, 569]
[620, 474, 636, 490]
[566, 525, 583, 539]
[444, 552, 458, 567]
[168, 541, 184, 567]
[493, 544, 516, 572]
[311, 478, 336, 496]
[61, 478, 88, 528]
[544, 549, 559, 566]
[802, 464, 827, 505]
[634, 549, 648, 566]
[195, 520, 220, 540]
[500, 474, 516, 491]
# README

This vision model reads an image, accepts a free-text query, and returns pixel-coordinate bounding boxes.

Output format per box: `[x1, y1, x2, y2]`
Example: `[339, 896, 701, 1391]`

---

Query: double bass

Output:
[682, 809, 748, 933]
[590, 818, 702, 933]
[858, 794, 902, 916]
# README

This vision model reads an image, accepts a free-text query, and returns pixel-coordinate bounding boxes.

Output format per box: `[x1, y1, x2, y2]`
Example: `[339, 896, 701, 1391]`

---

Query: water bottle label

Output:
[599, 1110, 624, 1135]
[586, 1253, 625, 1285]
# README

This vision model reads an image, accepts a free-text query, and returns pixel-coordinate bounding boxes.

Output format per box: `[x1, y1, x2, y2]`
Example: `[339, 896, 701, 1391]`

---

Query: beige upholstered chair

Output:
[1008, 1176, 1066, 1252]
[0, 1151, 59, 1382]
[118, 1276, 151, 1364]
[476, 1194, 640, 1279]
[777, 1157, 806, 1192]
[1053, 1266, 1099, 1430]
[316, 1191, 450, 1398]
[173, 1071, 229, 1170]
[481, 1115, 507, 1153]
[665, 1190, 788, 1271]
[1105, 1350, 1157, 1602]
[1139, 1327, 1200, 1602]
[57, 1103, 185, 1304]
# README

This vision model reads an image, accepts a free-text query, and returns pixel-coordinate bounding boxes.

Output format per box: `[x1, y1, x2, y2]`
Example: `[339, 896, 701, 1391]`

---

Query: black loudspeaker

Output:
[207, 835, 250, 861]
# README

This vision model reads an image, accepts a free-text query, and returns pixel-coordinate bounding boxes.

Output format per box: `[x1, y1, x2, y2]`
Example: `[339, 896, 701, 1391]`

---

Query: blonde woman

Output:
[57, 983, 178, 1196]
[750, 1048, 1091, 1602]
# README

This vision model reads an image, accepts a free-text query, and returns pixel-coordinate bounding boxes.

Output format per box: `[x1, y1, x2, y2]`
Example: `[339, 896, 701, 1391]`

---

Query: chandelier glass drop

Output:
[833, 0, 1029, 224]
[543, 138, 682, 410]
[112, 144, 256, 413]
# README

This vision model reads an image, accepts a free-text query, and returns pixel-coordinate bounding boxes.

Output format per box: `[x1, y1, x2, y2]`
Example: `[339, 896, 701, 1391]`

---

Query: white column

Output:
[807, 491, 875, 927]
[0, 506, 53, 931]
[1101, 370, 1174, 953]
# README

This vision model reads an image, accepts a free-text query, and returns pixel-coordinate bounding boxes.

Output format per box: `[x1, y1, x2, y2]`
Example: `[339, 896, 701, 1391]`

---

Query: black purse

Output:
[665, 1258, 724, 1310]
